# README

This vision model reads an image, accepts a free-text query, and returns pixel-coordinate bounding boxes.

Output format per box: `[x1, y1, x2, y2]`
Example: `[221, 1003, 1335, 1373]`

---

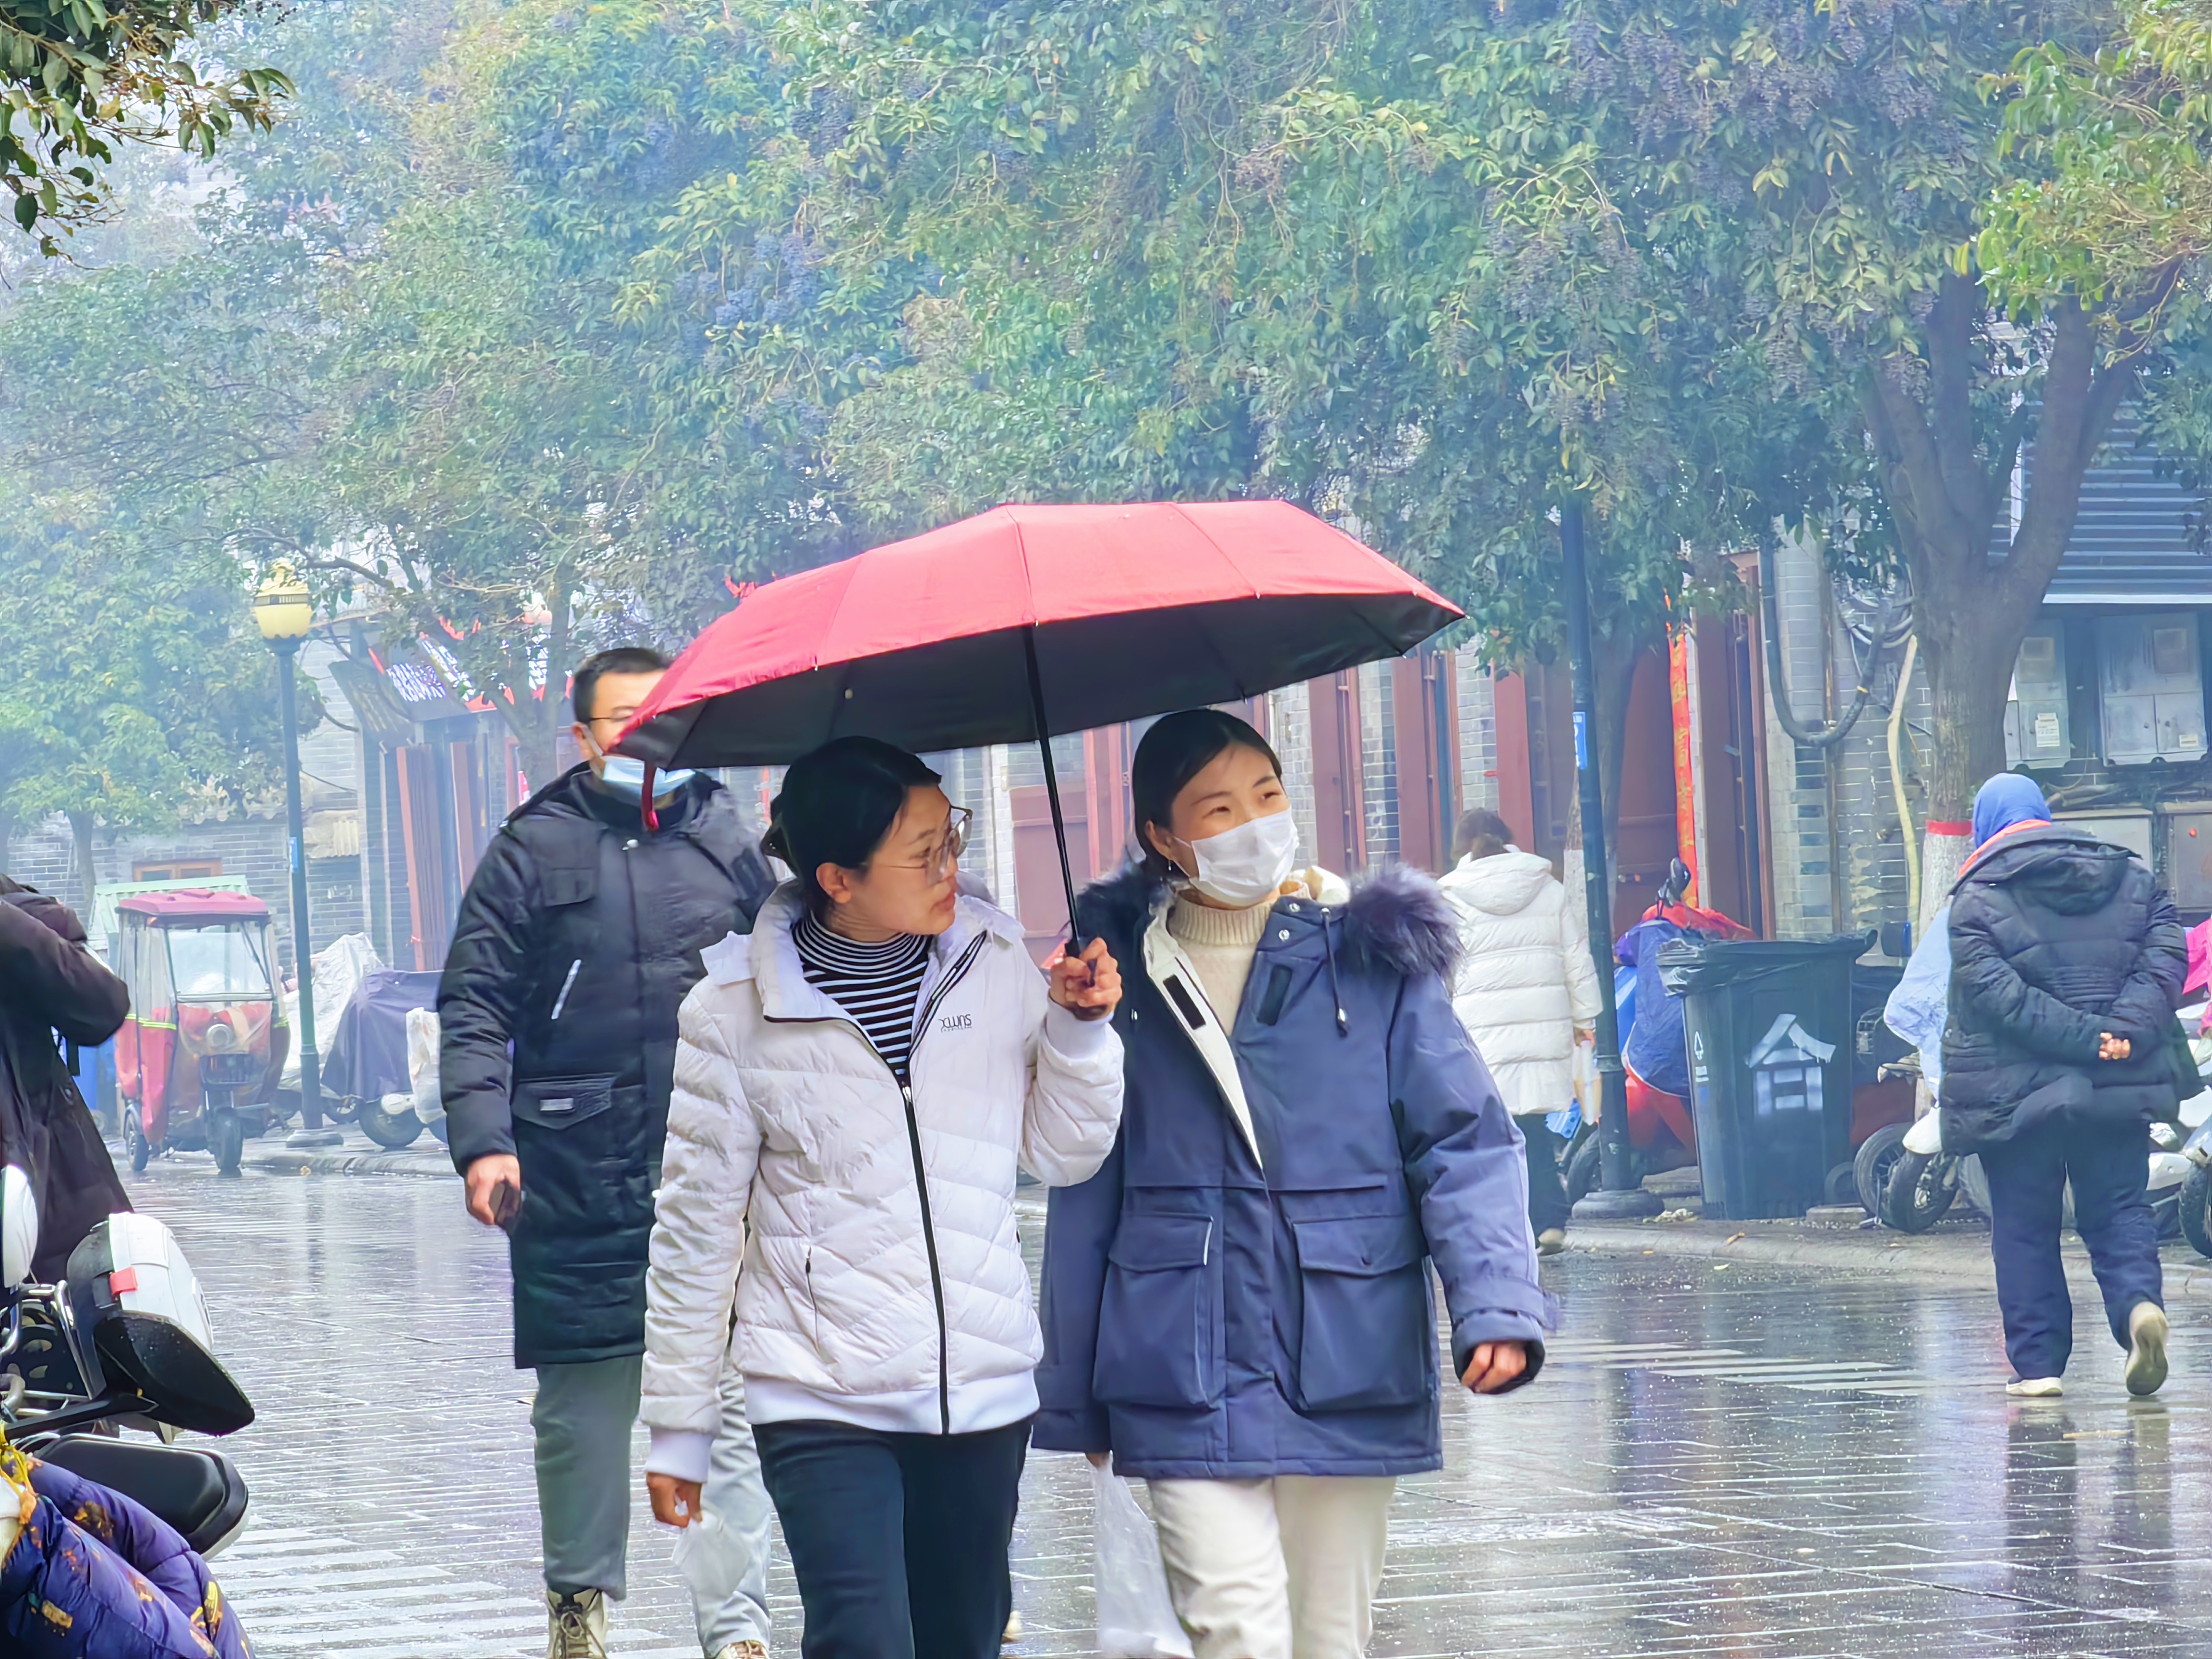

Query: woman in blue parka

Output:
[1037, 710, 1557, 1659]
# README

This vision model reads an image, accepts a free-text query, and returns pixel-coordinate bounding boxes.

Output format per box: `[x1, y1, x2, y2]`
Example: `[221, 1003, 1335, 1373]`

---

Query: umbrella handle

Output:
[1022, 630, 1087, 958]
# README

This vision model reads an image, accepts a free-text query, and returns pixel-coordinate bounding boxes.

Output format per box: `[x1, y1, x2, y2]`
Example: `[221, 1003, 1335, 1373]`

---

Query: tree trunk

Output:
[1861, 279, 2139, 824]
[492, 567, 574, 793]
[1913, 576, 2030, 823]
[67, 809, 96, 922]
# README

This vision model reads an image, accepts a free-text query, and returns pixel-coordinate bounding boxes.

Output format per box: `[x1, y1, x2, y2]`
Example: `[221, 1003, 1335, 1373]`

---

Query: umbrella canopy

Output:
[618, 500, 1459, 769]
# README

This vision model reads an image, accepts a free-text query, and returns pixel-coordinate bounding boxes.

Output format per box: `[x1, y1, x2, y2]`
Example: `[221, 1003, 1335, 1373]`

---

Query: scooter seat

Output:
[37, 1434, 251, 1558]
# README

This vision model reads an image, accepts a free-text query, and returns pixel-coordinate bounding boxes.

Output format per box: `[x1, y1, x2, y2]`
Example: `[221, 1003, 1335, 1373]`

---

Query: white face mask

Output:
[600, 754, 696, 802]
[583, 730, 694, 802]
[1174, 809, 1299, 908]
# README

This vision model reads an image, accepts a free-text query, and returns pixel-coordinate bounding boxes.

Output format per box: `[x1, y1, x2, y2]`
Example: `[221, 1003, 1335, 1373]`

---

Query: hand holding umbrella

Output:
[1046, 937, 1122, 1020]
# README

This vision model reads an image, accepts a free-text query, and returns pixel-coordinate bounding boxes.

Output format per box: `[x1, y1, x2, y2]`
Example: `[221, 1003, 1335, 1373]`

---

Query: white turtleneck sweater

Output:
[1166, 892, 1276, 1024]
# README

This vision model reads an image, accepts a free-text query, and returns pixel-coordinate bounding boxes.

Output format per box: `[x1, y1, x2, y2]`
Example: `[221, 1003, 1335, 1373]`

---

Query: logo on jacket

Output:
[938, 1013, 973, 1031]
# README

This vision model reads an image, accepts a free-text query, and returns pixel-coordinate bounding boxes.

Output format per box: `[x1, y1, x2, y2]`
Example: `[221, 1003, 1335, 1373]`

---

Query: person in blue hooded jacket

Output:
[1037, 710, 1557, 1659]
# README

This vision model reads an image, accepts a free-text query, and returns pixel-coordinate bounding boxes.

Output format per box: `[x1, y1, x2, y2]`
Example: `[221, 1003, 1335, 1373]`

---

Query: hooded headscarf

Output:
[1971, 772, 2051, 848]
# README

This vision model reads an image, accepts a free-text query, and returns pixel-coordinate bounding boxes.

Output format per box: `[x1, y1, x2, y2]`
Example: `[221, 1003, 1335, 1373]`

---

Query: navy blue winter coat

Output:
[1035, 865, 1558, 1479]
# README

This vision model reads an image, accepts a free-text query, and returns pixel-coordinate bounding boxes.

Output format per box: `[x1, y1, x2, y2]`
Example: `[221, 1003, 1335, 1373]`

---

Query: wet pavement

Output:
[113, 1151, 2212, 1658]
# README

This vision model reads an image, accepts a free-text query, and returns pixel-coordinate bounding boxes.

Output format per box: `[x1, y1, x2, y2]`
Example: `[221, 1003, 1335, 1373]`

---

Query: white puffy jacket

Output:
[1439, 850, 1602, 1120]
[641, 885, 1123, 1476]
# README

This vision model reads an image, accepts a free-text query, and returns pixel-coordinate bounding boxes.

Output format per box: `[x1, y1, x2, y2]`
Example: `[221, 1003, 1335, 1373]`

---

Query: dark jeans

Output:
[1522, 1118, 1571, 1235]
[755, 1415, 1031, 1659]
[1980, 1118, 2163, 1381]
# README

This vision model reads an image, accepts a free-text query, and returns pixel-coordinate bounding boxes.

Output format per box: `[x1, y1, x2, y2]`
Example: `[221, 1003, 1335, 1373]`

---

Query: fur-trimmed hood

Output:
[1080, 858, 1460, 983]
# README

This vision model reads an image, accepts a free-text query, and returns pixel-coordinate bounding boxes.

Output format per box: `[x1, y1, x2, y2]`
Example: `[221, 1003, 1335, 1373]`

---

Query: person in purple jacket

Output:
[1037, 710, 1557, 1659]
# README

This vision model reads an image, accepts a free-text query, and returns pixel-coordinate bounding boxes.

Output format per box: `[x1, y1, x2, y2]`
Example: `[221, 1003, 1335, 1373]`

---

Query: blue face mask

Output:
[598, 755, 696, 801]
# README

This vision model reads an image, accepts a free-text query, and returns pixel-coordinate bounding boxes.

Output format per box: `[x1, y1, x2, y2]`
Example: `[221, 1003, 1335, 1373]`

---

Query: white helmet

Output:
[1, 1164, 36, 1289]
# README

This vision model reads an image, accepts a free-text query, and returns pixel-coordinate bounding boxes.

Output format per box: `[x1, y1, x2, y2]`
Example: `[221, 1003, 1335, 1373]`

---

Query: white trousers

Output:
[1148, 1476, 1395, 1659]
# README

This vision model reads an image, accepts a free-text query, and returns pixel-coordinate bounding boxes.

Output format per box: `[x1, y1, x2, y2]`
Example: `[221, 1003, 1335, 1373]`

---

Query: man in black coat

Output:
[1941, 773, 2186, 1400]
[440, 647, 774, 1659]
[0, 878, 132, 1281]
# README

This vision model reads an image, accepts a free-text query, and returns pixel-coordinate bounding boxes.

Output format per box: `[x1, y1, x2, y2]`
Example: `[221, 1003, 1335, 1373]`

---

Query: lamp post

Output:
[253, 565, 342, 1149]
[1562, 501, 1662, 1220]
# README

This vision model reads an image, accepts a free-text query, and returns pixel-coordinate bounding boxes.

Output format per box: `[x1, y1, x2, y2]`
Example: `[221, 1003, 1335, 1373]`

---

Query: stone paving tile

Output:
[110, 1153, 2212, 1658]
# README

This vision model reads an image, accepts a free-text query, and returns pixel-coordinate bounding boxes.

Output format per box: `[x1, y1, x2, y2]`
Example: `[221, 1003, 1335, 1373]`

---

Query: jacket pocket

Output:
[1289, 1214, 1432, 1413]
[512, 1075, 617, 1130]
[539, 855, 598, 908]
[1093, 1215, 1220, 1410]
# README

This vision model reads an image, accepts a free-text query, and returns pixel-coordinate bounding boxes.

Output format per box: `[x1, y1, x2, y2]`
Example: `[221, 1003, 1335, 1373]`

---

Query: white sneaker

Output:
[713, 1645, 768, 1659]
[547, 1589, 608, 1659]
[2126, 1302, 2169, 1398]
[2006, 1376, 2064, 1397]
[1003, 1611, 1023, 1644]
[1536, 1228, 1567, 1256]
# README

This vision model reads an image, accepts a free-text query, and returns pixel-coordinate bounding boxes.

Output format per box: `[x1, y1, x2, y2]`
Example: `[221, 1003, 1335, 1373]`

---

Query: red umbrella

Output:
[619, 500, 1459, 932]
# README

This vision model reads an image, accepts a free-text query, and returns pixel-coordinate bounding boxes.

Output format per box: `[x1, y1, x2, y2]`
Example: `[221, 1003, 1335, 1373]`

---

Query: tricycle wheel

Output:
[1824, 1162, 1860, 1209]
[1853, 1124, 1907, 1216]
[210, 1110, 245, 1178]
[124, 1105, 151, 1174]
[358, 1099, 424, 1150]
[2181, 1164, 2212, 1261]
[1880, 1150, 1960, 1233]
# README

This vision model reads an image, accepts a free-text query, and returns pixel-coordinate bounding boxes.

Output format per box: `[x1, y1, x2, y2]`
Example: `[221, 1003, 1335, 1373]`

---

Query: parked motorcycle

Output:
[1876, 1106, 2193, 1238]
[1, 1170, 254, 1557]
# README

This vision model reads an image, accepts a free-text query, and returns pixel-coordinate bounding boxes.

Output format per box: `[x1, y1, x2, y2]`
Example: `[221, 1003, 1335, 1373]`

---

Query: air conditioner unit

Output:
[2097, 613, 2207, 766]
[2004, 625, 2070, 769]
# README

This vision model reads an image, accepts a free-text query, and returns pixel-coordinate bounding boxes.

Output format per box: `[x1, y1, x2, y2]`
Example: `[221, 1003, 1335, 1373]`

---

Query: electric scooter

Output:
[1, 1172, 254, 1557]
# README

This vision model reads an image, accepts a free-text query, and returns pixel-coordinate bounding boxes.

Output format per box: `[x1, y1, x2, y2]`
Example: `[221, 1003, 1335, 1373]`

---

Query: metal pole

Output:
[279, 642, 340, 1148]
[1563, 501, 1660, 1218]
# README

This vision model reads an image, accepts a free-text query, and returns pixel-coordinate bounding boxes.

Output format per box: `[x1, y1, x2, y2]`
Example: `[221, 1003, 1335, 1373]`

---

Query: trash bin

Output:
[1657, 932, 1875, 1220]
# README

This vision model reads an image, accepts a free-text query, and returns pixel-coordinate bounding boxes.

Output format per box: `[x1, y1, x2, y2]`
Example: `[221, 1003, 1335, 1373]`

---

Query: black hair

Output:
[763, 736, 942, 912]
[1452, 807, 1517, 864]
[1130, 709, 1284, 882]
[572, 646, 672, 726]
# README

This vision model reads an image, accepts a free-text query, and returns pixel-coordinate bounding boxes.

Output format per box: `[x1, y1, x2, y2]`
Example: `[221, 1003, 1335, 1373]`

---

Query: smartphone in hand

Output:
[491, 1179, 522, 1234]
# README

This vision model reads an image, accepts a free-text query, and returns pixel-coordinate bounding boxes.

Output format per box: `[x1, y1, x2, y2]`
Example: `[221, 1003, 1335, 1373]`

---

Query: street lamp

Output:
[254, 564, 342, 1149]
[1562, 501, 1661, 1221]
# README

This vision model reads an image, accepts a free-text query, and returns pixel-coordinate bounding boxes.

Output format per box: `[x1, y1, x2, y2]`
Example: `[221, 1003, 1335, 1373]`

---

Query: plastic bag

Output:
[1560, 1037, 1599, 1137]
[281, 932, 384, 1090]
[406, 1007, 444, 1125]
[672, 1509, 749, 1607]
[1093, 1465, 1193, 1659]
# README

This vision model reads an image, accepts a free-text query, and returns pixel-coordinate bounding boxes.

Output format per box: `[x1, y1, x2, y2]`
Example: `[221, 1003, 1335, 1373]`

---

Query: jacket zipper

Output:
[765, 931, 989, 1435]
[901, 934, 987, 1435]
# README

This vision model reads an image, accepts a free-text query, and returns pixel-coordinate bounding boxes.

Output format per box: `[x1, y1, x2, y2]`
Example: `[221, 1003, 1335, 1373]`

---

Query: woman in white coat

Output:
[1438, 809, 1601, 1253]
[639, 736, 1125, 1659]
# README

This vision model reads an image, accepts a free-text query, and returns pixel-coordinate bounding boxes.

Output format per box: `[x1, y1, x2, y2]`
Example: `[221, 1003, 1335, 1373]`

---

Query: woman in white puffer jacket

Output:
[1438, 809, 1601, 1254]
[640, 737, 1124, 1659]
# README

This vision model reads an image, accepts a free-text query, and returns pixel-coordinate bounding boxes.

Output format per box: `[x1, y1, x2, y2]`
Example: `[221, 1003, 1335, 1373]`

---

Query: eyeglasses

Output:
[876, 805, 971, 884]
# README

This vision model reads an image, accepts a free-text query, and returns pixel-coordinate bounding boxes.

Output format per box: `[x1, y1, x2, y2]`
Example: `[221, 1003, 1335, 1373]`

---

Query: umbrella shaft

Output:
[1023, 630, 1087, 955]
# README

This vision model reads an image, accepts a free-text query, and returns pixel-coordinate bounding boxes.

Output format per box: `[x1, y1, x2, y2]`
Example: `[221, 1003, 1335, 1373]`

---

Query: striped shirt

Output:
[793, 910, 933, 1083]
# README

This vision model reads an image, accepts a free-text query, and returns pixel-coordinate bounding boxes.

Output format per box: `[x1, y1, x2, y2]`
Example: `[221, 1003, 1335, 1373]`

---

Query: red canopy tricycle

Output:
[113, 890, 291, 1178]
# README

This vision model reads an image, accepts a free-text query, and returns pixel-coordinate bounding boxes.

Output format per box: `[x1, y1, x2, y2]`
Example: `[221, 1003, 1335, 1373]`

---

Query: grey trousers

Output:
[533, 1352, 774, 1654]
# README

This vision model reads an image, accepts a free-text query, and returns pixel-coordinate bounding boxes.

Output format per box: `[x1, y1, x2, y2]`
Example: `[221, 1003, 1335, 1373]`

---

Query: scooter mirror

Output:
[1, 1164, 36, 1289]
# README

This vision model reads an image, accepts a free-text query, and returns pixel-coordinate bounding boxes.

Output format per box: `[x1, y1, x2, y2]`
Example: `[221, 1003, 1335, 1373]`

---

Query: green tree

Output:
[0, 490, 291, 912]
[0, 0, 289, 252]
[769, 0, 1836, 822]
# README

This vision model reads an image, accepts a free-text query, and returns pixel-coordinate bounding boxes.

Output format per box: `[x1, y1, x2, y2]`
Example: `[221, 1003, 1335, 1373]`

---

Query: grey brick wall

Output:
[1455, 651, 1500, 819]
[5, 813, 364, 964]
